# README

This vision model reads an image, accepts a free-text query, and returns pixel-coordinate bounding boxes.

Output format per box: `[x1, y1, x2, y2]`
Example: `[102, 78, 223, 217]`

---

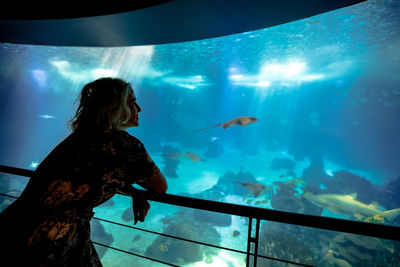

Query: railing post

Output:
[253, 218, 260, 267]
[246, 217, 260, 267]
[246, 217, 253, 267]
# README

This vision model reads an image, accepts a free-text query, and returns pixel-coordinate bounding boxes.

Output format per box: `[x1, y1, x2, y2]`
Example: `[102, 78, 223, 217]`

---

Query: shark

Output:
[194, 116, 258, 131]
[303, 192, 400, 223]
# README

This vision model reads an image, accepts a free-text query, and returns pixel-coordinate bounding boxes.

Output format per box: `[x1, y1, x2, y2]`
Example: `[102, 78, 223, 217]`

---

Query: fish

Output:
[132, 234, 141, 242]
[153, 152, 182, 159]
[303, 192, 400, 223]
[233, 181, 266, 197]
[285, 178, 305, 186]
[364, 214, 385, 224]
[38, 114, 55, 119]
[232, 230, 240, 237]
[194, 116, 258, 131]
[159, 244, 168, 252]
[209, 136, 219, 142]
[186, 152, 204, 162]
[221, 116, 258, 129]
[254, 199, 269, 205]
[153, 152, 204, 162]
[306, 19, 320, 25]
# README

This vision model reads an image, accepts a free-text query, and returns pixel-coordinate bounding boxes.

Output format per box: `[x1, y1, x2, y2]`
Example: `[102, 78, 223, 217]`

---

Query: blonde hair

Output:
[69, 77, 132, 132]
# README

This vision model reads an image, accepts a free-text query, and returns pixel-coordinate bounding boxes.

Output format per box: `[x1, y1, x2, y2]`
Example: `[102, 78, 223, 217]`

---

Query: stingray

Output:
[186, 152, 204, 162]
[194, 116, 258, 131]
[233, 181, 266, 197]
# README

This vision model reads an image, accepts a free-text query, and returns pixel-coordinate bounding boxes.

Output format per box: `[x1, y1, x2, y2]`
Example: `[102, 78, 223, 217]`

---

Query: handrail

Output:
[0, 192, 312, 267]
[1, 164, 400, 242]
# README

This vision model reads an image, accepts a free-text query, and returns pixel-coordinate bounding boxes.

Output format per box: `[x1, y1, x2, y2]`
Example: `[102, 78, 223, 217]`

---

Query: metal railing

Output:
[1, 164, 400, 267]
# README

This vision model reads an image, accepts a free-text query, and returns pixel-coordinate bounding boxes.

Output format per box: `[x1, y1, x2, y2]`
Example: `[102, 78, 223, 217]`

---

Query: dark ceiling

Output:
[0, 0, 365, 47]
[0, 1, 172, 20]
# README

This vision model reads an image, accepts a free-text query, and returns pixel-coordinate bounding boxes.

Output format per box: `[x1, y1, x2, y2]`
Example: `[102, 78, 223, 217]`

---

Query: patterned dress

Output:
[0, 129, 160, 266]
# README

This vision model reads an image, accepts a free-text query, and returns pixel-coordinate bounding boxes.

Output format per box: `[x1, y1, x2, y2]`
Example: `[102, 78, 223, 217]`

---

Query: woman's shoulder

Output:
[106, 130, 144, 149]
[71, 129, 141, 147]
[111, 129, 140, 142]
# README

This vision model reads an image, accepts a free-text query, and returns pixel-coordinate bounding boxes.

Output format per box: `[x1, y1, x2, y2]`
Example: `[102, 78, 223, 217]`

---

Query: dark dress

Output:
[0, 129, 160, 266]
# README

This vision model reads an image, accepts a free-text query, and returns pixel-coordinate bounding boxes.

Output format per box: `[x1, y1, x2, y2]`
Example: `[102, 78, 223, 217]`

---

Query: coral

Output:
[162, 158, 179, 178]
[216, 169, 258, 196]
[258, 222, 329, 266]
[301, 162, 330, 187]
[378, 176, 400, 210]
[147, 207, 222, 265]
[270, 181, 302, 213]
[90, 219, 114, 259]
[323, 171, 379, 204]
[145, 220, 219, 265]
[323, 233, 400, 266]
[270, 182, 322, 215]
[318, 252, 352, 267]
[192, 209, 232, 227]
[191, 169, 259, 202]
[121, 207, 133, 222]
[258, 222, 397, 267]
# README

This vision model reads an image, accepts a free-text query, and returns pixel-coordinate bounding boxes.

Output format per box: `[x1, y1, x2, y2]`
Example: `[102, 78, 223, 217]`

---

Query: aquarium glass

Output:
[1, 0, 400, 266]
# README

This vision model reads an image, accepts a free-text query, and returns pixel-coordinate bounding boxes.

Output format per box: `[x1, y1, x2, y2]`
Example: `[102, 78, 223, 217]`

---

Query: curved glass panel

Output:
[1, 0, 400, 265]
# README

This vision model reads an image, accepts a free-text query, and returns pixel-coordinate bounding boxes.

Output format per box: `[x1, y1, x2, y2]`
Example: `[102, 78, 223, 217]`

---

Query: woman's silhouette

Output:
[0, 77, 167, 266]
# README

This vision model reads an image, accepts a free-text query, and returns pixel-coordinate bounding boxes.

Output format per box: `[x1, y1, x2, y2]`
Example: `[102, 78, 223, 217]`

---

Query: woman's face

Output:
[126, 89, 142, 127]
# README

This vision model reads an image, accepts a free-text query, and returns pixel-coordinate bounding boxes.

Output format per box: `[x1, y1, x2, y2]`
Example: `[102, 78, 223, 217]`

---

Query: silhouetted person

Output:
[0, 77, 167, 266]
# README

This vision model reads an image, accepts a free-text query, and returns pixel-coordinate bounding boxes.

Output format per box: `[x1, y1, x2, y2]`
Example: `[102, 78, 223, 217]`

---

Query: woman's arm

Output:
[137, 169, 168, 193]
[117, 185, 149, 224]
[117, 168, 167, 225]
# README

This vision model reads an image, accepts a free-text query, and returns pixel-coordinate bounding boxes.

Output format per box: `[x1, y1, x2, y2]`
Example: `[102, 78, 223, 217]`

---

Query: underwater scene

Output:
[1, 0, 400, 266]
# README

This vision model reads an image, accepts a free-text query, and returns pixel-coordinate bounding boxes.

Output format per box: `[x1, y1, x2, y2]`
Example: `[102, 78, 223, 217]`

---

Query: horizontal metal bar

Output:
[0, 192, 310, 266]
[1, 192, 176, 266]
[141, 190, 400, 241]
[94, 241, 312, 267]
[1, 164, 400, 241]
[97, 218, 312, 266]
[92, 241, 179, 267]
[0, 165, 35, 177]
[96, 217, 248, 255]
[0, 192, 17, 199]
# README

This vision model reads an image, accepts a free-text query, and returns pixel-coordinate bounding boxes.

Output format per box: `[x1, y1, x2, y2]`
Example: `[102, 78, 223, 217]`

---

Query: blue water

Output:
[1, 0, 400, 266]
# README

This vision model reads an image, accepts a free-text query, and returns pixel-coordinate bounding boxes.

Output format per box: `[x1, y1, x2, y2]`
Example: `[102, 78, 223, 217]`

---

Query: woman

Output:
[0, 77, 167, 266]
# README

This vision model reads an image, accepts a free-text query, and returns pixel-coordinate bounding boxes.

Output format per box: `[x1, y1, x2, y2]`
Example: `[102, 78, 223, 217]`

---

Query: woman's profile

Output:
[0, 77, 167, 266]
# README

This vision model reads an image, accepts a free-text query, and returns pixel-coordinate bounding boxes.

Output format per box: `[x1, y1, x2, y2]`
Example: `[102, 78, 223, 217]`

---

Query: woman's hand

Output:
[131, 190, 150, 225]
